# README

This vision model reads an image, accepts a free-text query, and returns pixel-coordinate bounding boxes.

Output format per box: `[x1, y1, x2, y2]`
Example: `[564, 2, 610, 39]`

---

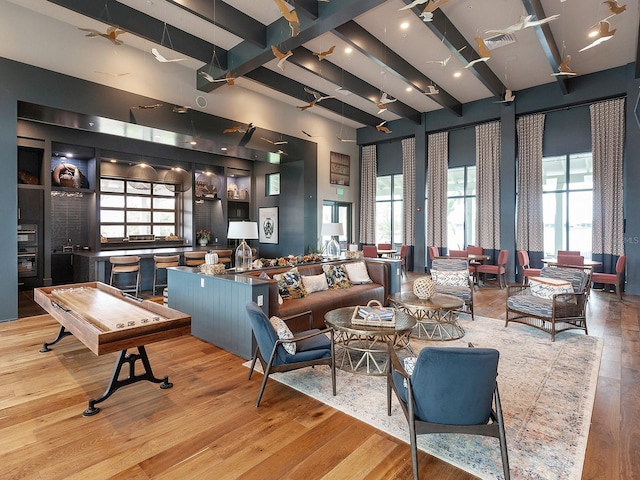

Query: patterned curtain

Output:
[359, 144, 377, 245]
[426, 131, 448, 249]
[402, 137, 415, 246]
[591, 97, 625, 273]
[516, 113, 545, 267]
[475, 121, 501, 250]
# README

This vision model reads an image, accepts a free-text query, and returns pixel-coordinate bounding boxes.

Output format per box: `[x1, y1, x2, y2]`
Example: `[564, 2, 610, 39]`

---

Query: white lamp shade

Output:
[321, 223, 344, 236]
[228, 221, 259, 240]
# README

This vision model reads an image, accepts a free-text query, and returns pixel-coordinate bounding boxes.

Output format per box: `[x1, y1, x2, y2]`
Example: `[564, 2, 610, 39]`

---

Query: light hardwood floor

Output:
[3, 276, 638, 479]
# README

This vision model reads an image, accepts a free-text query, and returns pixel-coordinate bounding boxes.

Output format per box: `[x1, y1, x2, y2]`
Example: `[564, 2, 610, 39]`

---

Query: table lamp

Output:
[322, 223, 344, 258]
[228, 221, 258, 271]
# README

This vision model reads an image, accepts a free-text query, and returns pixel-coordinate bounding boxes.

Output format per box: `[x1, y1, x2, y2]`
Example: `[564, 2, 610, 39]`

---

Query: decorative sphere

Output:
[413, 276, 435, 299]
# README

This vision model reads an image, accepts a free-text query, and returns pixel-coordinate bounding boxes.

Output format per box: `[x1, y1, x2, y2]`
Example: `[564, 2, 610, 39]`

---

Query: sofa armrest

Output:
[364, 260, 390, 302]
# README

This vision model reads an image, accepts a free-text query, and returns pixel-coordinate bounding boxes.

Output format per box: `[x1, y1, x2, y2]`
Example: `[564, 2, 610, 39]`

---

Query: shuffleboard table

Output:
[34, 282, 191, 416]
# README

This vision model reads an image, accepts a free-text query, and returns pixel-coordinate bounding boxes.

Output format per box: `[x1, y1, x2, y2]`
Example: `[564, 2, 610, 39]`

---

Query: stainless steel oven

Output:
[18, 246, 37, 277]
[18, 223, 38, 278]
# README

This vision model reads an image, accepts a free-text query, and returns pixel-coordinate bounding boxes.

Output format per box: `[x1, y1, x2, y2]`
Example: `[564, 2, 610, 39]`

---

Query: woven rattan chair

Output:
[506, 266, 591, 341]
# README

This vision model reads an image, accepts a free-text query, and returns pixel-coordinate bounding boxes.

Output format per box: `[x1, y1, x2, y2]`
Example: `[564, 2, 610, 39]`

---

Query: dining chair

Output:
[427, 246, 440, 261]
[387, 345, 510, 480]
[467, 246, 484, 283]
[398, 245, 408, 278]
[448, 250, 468, 258]
[362, 245, 378, 258]
[591, 255, 626, 300]
[377, 243, 392, 250]
[557, 250, 580, 256]
[517, 250, 542, 285]
[557, 254, 584, 267]
[475, 249, 509, 288]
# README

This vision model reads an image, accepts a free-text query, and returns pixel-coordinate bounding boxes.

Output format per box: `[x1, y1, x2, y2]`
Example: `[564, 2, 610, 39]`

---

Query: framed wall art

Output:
[259, 206, 279, 244]
[330, 152, 350, 186]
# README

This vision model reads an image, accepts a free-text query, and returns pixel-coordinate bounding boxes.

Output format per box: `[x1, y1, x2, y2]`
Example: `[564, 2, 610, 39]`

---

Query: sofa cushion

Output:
[269, 315, 296, 355]
[433, 285, 472, 302]
[343, 261, 373, 284]
[432, 269, 469, 287]
[322, 264, 352, 289]
[507, 295, 581, 319]
[301, 273, 329, 294]
[273, 267, 307, 299]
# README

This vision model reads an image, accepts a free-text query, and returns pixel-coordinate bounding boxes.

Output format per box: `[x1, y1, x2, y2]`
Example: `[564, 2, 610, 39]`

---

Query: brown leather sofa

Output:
[239, 259, 391, 330]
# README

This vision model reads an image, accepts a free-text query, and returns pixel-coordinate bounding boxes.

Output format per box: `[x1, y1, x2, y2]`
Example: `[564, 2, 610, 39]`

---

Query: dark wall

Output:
[0, 57, 319, 322]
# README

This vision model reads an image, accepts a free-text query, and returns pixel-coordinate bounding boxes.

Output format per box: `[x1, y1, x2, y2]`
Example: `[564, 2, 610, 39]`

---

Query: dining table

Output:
[541, 258, 602, 269]
[377, 249, 397, 258]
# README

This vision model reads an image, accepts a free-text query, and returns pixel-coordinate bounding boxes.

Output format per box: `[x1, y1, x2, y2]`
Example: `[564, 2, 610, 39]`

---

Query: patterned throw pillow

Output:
[529, 276, 574, 300]
[343, 261, 373, 284]
[301, 273, 329, 294]
[273, 267, 307, 299]
[259, 271, 283, 304]
[322, 264, 352, 289]
[402, 356, 417, 387]
[432, 269, 469, 287]
[269, 316, 296, 355]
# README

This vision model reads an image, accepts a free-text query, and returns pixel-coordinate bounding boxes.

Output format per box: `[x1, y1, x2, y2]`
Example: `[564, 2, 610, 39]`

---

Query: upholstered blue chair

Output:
[506, 266, 590, 341]
[430, 257, 474, 320]
[246, 302, 336, 407]
[387, 345, 510, 480]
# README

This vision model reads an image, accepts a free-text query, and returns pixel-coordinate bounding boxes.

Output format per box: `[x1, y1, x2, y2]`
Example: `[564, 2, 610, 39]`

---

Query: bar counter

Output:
[72, 245, 224, 290]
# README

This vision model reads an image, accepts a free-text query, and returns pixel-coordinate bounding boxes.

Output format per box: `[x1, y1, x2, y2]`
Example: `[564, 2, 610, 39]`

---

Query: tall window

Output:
[542, 153, 593, 258]
[100, 178, 177, 238]
[376, 175, 403, 247]
[447, 166, 476, 250]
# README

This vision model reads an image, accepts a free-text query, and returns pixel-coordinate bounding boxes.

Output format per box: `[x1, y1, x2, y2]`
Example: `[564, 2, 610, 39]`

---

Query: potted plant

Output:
[196, 229, 211, 246]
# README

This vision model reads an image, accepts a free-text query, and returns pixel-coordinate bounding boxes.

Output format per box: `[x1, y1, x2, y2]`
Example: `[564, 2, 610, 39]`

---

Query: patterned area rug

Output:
[250, 315, 603, 480]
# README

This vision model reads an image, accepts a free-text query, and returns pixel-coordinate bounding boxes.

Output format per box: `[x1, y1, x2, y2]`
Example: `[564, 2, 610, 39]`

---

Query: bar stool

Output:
[153, 254, 180, 295]
[212, 249, 233, 267]
[109, 256, 141, 296]
[183, 251, 206, 267]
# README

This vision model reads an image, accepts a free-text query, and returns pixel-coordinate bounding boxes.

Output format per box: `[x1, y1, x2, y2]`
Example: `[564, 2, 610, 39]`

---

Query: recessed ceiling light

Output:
[406, 87, 413, 92]
[221, 147, 227, 151]
[344, 47, 353, 54]
[66, 153, 73, 158]
[400, 22, 409, 30]
[110, 159, 117, 163]
[454, 71, 462, 78]
[588, 29, 599, 38]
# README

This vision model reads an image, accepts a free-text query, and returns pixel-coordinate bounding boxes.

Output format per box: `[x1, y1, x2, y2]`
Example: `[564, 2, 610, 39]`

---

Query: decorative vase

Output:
[199, 239, 208, 247]
[413, 276, 435, 299]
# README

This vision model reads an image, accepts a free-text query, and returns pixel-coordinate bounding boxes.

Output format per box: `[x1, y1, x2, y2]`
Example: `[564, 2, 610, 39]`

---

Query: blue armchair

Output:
[246, 302, 336, 407]
[387, 345, 510, 480]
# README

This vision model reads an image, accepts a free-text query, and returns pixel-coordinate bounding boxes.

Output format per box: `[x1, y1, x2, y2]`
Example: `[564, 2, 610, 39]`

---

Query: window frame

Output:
[99, 177, 179, 239]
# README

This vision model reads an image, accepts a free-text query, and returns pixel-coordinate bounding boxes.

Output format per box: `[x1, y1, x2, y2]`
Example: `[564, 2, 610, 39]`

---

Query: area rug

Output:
[247, 315, 603, 480]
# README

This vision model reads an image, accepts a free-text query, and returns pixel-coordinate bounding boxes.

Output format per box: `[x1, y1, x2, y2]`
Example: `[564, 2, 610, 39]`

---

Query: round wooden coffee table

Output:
[388, 291, 465, 340]
[324, 306, 416, 376]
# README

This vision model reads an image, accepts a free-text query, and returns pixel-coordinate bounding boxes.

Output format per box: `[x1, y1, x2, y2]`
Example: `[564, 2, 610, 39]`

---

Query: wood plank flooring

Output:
[3, 276, 638, 479]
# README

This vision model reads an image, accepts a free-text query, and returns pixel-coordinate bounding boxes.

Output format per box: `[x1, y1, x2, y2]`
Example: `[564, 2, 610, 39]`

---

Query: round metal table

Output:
[388, 291, 465, 341]
[324, 306, 416, 376]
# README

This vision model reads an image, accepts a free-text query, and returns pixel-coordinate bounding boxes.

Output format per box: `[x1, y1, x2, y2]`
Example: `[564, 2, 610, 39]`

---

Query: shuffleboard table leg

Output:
[83, 345, 172, 417]
[39, 325, 73, 353]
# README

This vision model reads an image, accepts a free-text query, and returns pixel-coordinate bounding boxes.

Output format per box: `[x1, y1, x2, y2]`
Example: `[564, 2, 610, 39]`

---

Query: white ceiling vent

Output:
[483, 33, 517, 51]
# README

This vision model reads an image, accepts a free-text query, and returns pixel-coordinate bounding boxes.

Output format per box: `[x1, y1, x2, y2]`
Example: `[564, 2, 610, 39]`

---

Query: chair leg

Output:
[409, 421, 419, 480]
[248, 346, 260, 379]
[255, 366, 271, 407]
[494, 387, 511, 480]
